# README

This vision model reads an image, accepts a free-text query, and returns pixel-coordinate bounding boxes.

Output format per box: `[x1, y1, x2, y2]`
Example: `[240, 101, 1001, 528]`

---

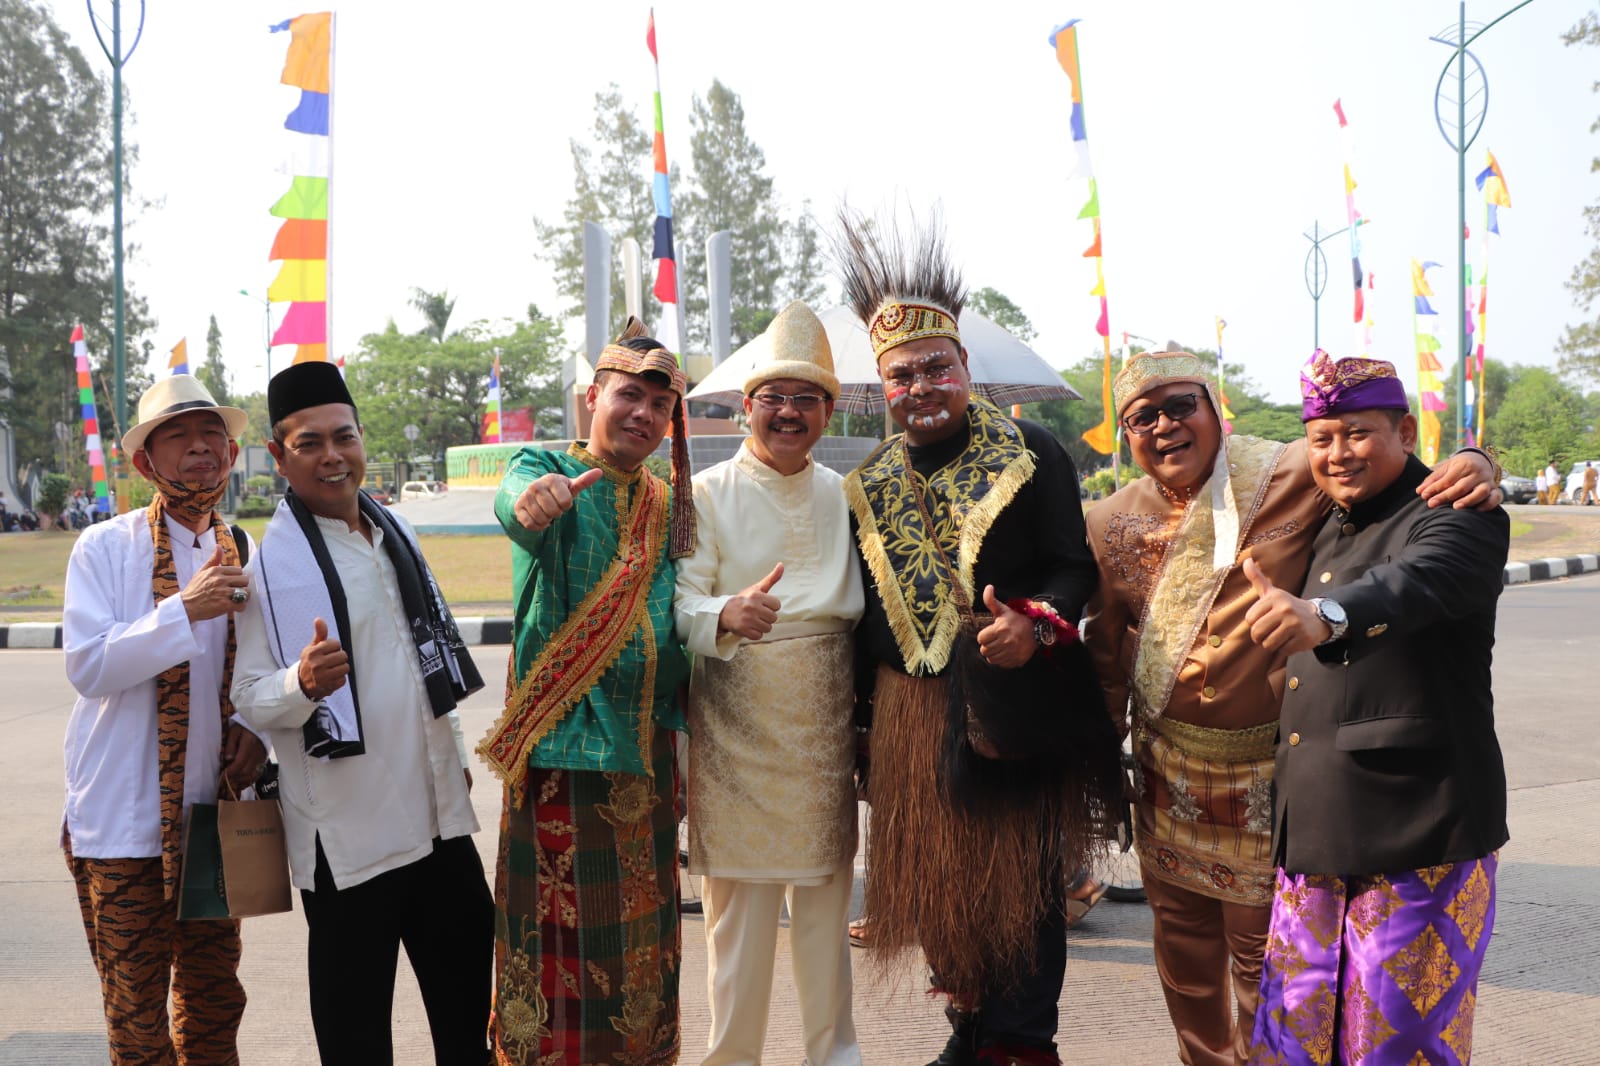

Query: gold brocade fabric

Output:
[844, 401, 1035, 676]
[686, 633, 857, 881]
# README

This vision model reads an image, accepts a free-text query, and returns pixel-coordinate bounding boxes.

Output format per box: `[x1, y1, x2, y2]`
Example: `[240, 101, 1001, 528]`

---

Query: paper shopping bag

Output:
[179, 797, 293, 919]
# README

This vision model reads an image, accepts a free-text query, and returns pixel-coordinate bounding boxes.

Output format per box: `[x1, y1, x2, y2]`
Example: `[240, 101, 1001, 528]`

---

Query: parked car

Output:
[1498, 474, 1537, 505]
[364, 486, 393, 505]
[399, 480, 447, 501]
[1564, 461, 1600, 503]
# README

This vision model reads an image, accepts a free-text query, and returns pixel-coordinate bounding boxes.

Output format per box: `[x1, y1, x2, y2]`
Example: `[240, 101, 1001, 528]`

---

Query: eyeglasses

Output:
[750, 391, 826, 412]
[1122, 392, 1202, 435]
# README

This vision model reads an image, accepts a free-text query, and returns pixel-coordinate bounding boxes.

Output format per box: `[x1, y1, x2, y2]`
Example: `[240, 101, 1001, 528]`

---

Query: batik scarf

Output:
[144, 470, 237, 900]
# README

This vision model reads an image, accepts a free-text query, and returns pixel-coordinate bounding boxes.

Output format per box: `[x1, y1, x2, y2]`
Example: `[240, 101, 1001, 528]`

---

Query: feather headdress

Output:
[833, 205, 968, 360]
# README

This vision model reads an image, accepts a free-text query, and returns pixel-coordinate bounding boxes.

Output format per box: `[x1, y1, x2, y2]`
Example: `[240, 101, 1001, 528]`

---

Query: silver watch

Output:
[1309, 597, 1348, 644]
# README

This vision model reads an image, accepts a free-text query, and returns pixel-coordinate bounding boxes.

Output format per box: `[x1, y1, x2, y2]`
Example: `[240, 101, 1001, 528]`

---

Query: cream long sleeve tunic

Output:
[673, 442, 865, 881]
[673, 442, 864, 658]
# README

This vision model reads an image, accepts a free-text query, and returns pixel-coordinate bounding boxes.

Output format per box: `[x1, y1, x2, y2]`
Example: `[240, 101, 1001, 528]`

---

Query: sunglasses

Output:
[1122, 392, 1202, 435]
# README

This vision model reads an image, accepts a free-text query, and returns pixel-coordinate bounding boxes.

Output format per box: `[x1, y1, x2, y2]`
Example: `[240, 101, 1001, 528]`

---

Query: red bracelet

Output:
[1005, 597, 1080, 649]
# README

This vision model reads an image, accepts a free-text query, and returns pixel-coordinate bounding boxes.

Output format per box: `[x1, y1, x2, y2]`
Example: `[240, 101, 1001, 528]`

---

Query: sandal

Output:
[848, 917, 873, 949]
[1064, 878, 1109, 929]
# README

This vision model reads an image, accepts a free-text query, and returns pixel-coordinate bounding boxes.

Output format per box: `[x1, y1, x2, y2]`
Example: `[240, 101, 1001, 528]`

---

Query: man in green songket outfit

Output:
[479, 319, 694, 1066]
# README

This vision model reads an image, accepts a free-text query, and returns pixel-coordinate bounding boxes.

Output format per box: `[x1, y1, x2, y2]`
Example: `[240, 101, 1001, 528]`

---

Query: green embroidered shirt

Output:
[495, 444, 688, 775]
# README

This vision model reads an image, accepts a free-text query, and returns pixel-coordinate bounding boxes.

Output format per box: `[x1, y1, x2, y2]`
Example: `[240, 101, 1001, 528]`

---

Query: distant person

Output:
[1534, 467, 1548, 505]
[1244, 354, 1509, 1065]
[231, 361, 491, 1066]
[0, 490, 13, 531]
[61, 375, 266, 1064]
[1583, 461, 1598, 506]
[1544, 458, 1562, 504]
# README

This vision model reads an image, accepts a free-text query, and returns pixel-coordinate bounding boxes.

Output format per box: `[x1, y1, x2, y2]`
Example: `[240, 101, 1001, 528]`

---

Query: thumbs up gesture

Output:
[976, 584, 1037, 669]
[513, 467, 605, 531]
[297, 617, 350, 701]
[181, 543, 249, 623]
[1242, 557, 1330, 654]
[717, 562, 785, 642]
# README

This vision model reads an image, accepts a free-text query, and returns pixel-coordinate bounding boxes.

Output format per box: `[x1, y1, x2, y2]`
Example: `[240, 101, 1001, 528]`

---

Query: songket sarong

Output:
[1135, 716, 1279, 907]
[490, 726, 680, 1066]
[1248, 854, 1497, 1066]
[687, 631, 857, 882]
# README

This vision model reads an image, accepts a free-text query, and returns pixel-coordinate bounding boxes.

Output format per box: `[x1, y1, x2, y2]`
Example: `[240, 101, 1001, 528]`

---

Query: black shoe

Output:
[926, 1006, 979, 1066]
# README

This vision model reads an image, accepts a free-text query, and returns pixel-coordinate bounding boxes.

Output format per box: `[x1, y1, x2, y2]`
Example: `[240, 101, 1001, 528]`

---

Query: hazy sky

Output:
[42, 0, 1600, 404]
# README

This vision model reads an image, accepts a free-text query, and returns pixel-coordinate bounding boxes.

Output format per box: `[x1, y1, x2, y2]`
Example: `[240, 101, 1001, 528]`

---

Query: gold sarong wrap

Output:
[687, 632, 857, 883]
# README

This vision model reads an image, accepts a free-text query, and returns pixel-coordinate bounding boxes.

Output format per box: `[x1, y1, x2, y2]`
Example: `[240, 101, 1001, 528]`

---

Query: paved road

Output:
[3, 575, 1598, 1064]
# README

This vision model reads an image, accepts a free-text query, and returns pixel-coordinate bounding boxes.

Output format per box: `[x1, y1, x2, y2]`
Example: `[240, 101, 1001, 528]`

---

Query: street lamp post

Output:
[1303, 220, 1350, 352]
[1430, 0, 1533, 447]
[238, 290, 273, 385]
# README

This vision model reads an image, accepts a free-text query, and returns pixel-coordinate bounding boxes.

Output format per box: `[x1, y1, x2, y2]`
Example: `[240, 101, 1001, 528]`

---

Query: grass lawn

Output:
[1, 522, 514, 621]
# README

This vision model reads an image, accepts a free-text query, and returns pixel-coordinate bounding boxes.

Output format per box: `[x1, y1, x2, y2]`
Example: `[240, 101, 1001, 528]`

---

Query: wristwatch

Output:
[1308, 597, 1348, 644]
[1033, 616, 1058, 647]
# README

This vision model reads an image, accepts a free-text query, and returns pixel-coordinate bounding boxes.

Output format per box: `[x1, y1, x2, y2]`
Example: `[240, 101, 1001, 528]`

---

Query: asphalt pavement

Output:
[3, 574, 1598, 1064]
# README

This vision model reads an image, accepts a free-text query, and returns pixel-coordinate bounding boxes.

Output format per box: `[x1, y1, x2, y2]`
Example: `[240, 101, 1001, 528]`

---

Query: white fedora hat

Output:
[122, 375, 250, 455]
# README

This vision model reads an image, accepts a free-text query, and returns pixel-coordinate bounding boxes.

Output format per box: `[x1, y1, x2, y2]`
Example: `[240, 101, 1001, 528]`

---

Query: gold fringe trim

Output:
[843, 404, 1036, 676]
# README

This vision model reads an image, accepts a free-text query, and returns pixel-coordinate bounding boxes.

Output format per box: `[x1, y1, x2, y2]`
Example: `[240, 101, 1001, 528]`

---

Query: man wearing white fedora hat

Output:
[61, 373, 267, 1065]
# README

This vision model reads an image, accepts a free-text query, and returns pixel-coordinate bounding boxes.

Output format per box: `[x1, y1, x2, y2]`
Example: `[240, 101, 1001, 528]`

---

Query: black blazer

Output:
[1272, 455, 1510, 876]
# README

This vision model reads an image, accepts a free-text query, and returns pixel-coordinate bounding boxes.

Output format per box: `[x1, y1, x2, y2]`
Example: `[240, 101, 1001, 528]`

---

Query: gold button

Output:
[1288, 677, 1299, 690]
[1208, 634, 1222, 648]
[1202, 685, 1216, 699]
[1341, 522, 1357, 536]
[1366, 623, 1388, 638]
[1319, 571, 1333, 584]
[1289, 732, 1301, 746]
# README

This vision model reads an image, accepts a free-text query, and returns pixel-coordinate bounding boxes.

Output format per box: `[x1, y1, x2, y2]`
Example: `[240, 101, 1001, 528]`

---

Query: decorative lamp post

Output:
[1303, 220, 1350, 352]
[1429, 0, 1533, 447]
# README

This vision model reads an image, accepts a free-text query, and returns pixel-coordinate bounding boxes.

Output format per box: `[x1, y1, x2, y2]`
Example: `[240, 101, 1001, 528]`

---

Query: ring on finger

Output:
[230, 588, 249, 604]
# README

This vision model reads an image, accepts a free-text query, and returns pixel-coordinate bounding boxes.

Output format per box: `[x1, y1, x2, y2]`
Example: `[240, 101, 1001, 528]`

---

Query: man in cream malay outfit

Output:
[674, 300, 865, 1066]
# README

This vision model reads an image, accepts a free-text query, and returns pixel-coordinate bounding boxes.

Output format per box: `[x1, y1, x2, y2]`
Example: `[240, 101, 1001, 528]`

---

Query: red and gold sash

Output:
[478, 471, 669, 808]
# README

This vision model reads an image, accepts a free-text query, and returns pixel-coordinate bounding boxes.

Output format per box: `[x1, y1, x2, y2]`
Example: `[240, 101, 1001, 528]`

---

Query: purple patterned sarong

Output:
[1247, 854, 1497, 1065]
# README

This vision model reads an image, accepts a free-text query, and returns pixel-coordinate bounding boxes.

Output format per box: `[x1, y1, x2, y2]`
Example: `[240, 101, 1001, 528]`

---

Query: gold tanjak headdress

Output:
[742, 299, 839, 398]
[1112, 350, 1212, 418]
[593, 316, 695, 558]
[833, 205, 967, 361]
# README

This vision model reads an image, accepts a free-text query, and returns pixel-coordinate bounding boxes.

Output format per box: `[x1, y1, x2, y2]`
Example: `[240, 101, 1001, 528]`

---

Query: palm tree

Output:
[409, 288, 456, 343]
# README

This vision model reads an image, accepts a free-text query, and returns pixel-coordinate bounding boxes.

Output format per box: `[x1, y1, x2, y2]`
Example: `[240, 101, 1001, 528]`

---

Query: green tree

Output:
[1436, 358, 1514, 455]
[968, 287, 1038, 342]
[532, 86, 658, 329]
[676, 80, 828, 349]
[1558, 10, 1600, 384]
[0, 0, 155, 473]
[1485, 365, 1589, 475]
[409, 287, 456, 343]
[196, 314, 229, 404]
[345, 305, 566, 463]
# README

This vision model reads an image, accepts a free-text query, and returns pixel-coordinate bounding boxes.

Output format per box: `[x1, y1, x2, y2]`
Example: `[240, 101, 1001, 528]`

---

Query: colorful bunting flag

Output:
[268, 13, 333, 367]
[647, 10, 681, 356]
[1214, 317, 1235, 433]
[485, 351, 502, 443]
[1471, 150, 1510, 445]
[72, 326, 112, 515]
[1050, 19, 1116, 455]
[168, 338, 189, 375]
[1410, 259, 1446, 465]
[1333, 100, 1372, 356]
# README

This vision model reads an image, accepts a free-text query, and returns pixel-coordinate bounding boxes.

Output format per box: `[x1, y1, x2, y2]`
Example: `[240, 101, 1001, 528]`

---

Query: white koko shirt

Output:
[62, 510, 249, 859]
[231, 511, 476, 892]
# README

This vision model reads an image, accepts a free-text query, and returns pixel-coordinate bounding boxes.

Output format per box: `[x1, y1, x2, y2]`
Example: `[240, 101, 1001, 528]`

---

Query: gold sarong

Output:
[687, 632, 857, 882]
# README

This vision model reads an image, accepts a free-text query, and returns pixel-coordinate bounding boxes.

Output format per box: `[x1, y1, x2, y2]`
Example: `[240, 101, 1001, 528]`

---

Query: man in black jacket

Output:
[1239, 352, 1508, 1066]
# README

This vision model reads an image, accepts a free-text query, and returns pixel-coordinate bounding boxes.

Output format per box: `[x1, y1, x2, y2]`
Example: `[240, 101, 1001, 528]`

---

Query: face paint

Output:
[885, 385, 911, 407]
[907, 408, 954, 430]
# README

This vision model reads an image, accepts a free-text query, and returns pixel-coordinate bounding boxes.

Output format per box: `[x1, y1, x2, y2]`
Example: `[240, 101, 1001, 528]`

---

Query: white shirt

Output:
[674, 441, 865, 658]
[62, 510, 242, 858]
[231, 512, 477, 891]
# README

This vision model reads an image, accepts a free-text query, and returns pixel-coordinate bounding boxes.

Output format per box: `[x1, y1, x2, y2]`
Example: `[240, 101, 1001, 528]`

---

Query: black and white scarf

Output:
[254, 490, 483, 758]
